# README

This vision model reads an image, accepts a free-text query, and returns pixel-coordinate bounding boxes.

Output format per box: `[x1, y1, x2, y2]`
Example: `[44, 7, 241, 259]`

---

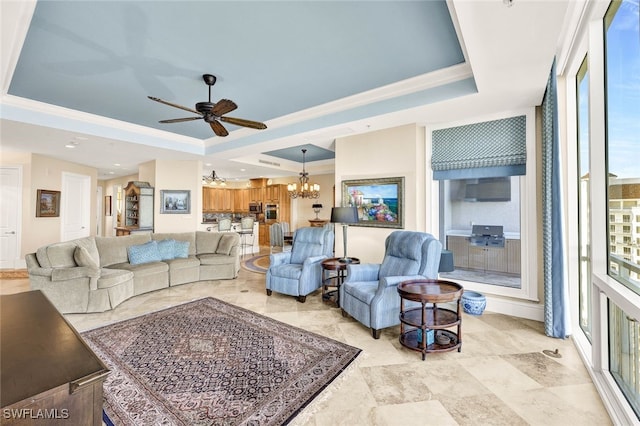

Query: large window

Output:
[577, 55, 592, 341]
[605, 0, 640, 295]
[604, 0, 640, 418]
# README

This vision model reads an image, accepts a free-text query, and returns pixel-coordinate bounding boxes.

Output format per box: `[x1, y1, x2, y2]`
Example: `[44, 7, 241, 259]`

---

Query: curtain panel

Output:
[542, 58, 570, 338]
[431, 115, 527, 180]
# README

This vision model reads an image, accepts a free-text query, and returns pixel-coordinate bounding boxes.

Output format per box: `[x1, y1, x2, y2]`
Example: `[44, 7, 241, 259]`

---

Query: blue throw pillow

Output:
[157, 239, 176, 260]
[173, 240, 190, 259]
[128, 241, 162, 265]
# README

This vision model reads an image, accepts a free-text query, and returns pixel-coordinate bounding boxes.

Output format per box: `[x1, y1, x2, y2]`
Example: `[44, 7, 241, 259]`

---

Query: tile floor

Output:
[1, 251, 612, 426]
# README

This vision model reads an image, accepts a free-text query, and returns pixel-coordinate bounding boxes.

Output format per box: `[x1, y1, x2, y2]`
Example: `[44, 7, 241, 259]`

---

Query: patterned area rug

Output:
[82, 297, 360, 425]
[241, 254, 270, 274]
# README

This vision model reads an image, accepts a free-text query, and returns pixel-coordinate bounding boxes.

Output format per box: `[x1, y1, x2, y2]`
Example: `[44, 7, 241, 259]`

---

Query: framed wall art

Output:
[341, 177, 404, 228]
[36, 189, 61, 217]
[160, 190, 190, 214]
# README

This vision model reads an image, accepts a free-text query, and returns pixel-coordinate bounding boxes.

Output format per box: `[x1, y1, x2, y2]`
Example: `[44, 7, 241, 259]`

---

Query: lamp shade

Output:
[312, 204, 323, 209]
[330, 207, 359, 224]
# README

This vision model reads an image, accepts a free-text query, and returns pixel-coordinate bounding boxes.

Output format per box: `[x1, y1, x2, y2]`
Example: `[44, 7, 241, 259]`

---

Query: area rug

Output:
[0, 269, 28, 279]
[241, 254, 270, 274]
[82, 297, 361, 425]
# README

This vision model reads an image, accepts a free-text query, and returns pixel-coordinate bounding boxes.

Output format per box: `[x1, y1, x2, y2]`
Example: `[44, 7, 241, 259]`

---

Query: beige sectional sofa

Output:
[26, 231, 241, 314]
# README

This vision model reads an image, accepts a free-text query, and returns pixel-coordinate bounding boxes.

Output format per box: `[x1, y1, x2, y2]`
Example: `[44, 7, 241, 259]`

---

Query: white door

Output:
[0, 167, 22, 268]
[61, 172, 91, 241]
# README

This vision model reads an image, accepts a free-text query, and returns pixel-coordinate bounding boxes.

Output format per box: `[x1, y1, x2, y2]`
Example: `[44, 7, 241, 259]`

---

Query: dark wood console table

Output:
[397, 279, 463, 360]
[1, 291, 109, 425]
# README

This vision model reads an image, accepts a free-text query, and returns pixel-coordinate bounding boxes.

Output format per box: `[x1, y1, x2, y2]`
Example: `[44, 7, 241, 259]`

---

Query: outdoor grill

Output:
[469, 225, 505, 248]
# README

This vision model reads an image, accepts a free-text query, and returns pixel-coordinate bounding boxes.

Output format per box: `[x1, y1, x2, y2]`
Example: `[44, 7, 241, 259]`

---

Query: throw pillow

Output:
[128, 241, 162, 265]
[173, 240, 190, 259]
[215, 234, 235, 255]
[74, 246, 99, 270]
[157, 239, 176, 260]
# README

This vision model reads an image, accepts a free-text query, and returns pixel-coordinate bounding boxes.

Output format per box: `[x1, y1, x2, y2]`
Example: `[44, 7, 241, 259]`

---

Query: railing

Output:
[609, 301, 640, 418]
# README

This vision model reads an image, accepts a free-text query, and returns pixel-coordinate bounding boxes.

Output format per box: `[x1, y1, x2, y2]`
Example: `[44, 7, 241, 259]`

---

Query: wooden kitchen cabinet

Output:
[202, 187, 232, 212]
[234, 189, 250, 212]
[469, 246, 507, 273]
[506, 239, 521, 274]
[249, 187, 264, 203]
[265, 185, 281, 203]
[259, 223, 269, 246]
[447, 236, 469, 269]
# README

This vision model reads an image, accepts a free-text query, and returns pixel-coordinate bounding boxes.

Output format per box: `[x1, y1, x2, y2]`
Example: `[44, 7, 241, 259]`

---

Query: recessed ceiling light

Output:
[109, 171, 115, 174]
[240, 168, 246, 172]
[113, 163, 120, 167]
[205, 163, 212, 166]
[65, 144, 76, 148]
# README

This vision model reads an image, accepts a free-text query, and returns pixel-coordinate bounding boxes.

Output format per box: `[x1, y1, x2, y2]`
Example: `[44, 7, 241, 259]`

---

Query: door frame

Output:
[0, 165, 24, 269]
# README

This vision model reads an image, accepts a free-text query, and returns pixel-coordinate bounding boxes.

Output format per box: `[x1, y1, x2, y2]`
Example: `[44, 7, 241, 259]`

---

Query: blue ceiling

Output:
[8, 0, 465, 145]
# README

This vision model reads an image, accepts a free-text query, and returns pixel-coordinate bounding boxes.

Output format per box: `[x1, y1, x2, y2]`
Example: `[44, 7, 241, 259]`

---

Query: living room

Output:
[1, 0, 639, 424]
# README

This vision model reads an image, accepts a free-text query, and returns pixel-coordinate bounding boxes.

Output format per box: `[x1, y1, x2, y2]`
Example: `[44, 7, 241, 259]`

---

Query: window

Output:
[577, 55, 592, 340]
[604, 0, 640, 418]
[611, 214, 616, 222]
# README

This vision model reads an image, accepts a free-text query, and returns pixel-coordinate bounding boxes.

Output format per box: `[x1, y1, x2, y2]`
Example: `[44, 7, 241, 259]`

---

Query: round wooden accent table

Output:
[321, 257, 360, 307]
[397, 279, 463, 361]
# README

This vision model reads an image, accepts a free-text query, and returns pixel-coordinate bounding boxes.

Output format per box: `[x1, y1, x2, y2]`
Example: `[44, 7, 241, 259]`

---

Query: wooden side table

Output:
[321, 257, 360, 307]
[397, 279, 463, 361]
[308, 219, 329, 227]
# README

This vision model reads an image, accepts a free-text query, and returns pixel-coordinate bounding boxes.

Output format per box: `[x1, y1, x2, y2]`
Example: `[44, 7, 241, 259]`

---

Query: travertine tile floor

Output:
[1, 253, 612, 426]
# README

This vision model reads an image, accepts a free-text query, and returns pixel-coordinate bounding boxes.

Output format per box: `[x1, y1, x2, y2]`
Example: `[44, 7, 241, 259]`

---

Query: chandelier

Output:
[287, 149, 320, 199]
[202, 170, 226, 186]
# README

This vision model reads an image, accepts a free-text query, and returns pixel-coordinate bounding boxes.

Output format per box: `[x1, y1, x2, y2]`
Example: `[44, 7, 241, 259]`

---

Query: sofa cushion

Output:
[74, 237, 100, 267]
[197, 253, 236, 266]
[109, 261, 169, 276]
[196, 231, 223, 254]
[128, 241, 162, 265]
[173, 240, 190, 259]
[96, 234, 151, 267]
[37, 242, 77, 268]
[156, 239, 176, 260]
[216, 233, 237, 255]
[74, 246, 99, 270]
[165, 256, 200, 270]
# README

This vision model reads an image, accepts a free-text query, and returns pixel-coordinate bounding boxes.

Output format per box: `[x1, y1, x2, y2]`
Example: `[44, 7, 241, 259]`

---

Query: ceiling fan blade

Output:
[159, 117, 203, 123]
[209, 120, 229, 137]
[148, 96, 201, 115]
[220, 116, 267, 130]
[211, 99, 237, 116]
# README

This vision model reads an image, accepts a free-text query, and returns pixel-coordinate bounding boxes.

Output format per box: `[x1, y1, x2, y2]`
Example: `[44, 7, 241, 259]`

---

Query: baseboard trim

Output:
[485, 295, 544, 321]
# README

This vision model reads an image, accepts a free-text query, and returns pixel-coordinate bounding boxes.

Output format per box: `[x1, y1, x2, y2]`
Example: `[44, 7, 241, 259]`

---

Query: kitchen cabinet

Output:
[249, 187, 264, 203]
[447, 236, 469, 269]
[259, 223, 269, 246]
[234, 189, 250, 212]
[468, 246, 507, 273]
[202, 187, 232, 212]
[265, 185, 281, 203]
[506, 239, 521, 274]
[123, 181, 153, 231]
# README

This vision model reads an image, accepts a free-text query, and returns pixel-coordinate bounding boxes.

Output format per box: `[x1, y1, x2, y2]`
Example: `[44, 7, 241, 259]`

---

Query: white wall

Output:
[335, 123, 427, 263]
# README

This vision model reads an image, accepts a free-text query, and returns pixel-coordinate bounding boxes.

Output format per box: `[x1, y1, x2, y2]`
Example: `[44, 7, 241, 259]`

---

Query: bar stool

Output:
[218, 218, 232, 232]
[239, 217, 255, 257]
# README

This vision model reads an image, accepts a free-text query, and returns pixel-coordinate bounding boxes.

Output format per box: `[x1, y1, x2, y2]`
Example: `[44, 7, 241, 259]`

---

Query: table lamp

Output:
[330, 206, 359, 263]
[312, 203, 323, 219]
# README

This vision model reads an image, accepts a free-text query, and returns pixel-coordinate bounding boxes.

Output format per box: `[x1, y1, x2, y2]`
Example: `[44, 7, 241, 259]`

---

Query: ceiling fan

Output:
[148, 74, 267, 137]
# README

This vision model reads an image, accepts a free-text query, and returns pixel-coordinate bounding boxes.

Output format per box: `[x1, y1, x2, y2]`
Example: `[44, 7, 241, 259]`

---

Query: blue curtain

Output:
[542, 58, 570, 338]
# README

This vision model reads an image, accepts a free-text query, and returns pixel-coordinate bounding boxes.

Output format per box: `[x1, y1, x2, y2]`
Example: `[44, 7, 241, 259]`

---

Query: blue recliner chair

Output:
[339, 231, 442, 339]
[266, 226, 334, 302]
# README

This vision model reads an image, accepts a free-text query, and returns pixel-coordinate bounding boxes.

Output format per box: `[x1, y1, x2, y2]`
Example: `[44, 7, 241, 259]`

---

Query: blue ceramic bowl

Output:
[462, 291, 486, 315]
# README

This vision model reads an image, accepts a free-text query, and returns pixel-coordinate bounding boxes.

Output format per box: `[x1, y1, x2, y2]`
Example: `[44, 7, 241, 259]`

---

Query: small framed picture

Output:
[105, 195, 112, 216]
[160, 190, 191, 214]
[36, 189, 61, 217]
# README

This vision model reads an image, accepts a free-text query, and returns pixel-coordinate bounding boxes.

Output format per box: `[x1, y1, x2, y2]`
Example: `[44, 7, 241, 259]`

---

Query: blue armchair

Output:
[266, 226, 334, 302]
[339, 231, 442, 339]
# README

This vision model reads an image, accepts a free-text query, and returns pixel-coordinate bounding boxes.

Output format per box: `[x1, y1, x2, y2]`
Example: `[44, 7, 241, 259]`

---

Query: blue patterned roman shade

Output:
[431, 115, 527, 180]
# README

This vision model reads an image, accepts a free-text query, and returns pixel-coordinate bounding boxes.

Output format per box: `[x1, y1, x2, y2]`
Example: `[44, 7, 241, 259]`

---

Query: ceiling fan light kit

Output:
[148, 74, 267, 137]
